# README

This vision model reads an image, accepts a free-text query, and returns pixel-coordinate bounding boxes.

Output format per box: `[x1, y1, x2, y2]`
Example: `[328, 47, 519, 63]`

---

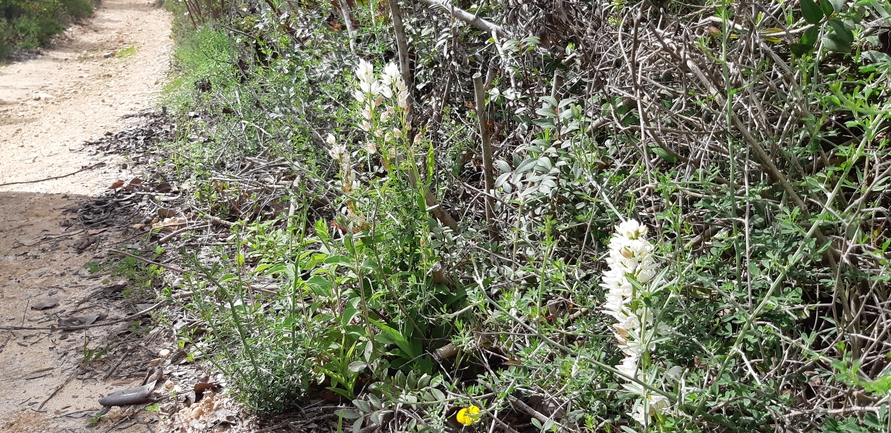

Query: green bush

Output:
[0, 0, 96, 59]
[156, 0, 891, 431]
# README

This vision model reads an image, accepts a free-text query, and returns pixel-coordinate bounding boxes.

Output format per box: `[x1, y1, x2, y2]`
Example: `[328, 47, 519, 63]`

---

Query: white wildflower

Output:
[328, 144, 346, 161]
[356, 60, 375, 87]
[601, 219, 668, 426]
[382, 63, 400, 86]
[378, 81, 393, 99]
[395, 80, 408, 110]
[365, 141, 377, 154]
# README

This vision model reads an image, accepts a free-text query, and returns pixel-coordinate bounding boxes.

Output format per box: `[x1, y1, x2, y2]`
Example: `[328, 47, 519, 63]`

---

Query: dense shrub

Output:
[0, 0, 96, 59]
[156, 0, 891, 431]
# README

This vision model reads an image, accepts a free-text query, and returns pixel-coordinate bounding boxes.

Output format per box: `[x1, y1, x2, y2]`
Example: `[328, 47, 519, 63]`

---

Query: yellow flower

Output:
[456, 405, 481, 426]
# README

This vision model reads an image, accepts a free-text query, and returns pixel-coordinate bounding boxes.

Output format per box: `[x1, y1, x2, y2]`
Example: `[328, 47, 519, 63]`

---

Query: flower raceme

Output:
[353, 59, 409, 147]
[601, 219, 668, 426]
[602, 220, 658, 354]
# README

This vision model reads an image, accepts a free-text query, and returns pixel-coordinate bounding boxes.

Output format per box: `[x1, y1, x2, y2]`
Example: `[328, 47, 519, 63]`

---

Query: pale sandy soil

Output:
[0, 1, 173, 431]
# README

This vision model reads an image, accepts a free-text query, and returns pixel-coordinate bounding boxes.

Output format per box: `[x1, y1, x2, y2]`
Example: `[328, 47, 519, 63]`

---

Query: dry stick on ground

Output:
[0, 294, 190, 332]
[472, 72, 498, 241]
[37, 369, 79, 411]
[0, 162, 106, 187]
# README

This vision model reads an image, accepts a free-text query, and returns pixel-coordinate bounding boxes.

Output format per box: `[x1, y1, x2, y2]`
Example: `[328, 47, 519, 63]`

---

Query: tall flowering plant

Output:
[601, 219, 673, 427]
[325, 60, 411, 229]
[352, 59, 409, 173]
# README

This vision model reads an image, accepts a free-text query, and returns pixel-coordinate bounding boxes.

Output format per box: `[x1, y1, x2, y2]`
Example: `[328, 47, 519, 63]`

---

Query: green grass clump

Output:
[115, 44, 137, 58]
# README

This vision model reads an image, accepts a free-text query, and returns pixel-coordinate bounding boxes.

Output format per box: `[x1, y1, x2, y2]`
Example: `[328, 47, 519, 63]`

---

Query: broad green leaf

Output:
[537, 156, 553, 172]
[828, 19, 854, 44]
[535, 106, 556, 118]
[826, 0, 845, 13]
[820, 0, 835, 16]
[370, 319, 420, 358]
[348, 360, 367, 373]
[515, 158, 539, 174]
[353, 399, 371, 412]
[368, 393, 382, 409]
[800, 0, 825, 24]
[824, 32, 852, 52]
[862, 50, 891, 66]
[305, 275, 332, 296]
[335, 409, 362, 420]
[540, 95, 559, 108]
[800, 26, 820, 46]
[531, 118, 555, 129]
[650, 146, 677, 163]
[324, 255, 354, 266]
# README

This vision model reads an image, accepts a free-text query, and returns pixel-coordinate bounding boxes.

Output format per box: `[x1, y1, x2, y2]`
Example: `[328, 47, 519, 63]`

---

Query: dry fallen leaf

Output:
[109, 179, 125, 189]
[125, 178, 144, 191]
[58, 312, 107, 330]
[194, 376, 215, 393]
[32, 298, 59, 310]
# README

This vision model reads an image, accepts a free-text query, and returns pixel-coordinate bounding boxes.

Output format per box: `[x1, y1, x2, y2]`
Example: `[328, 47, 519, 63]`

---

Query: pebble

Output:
[32, 92, 54, 101]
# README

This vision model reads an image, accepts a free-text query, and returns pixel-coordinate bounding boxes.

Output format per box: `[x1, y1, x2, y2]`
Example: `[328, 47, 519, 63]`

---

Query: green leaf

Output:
[827, 19, 854, 44]
[305, 276, 332, 296]
[824, 32, 852, 53]
[370, 319, 420, 358]
[515, 158, 539, 174]
[540, 95, 559, 108]
[826, 0, 845, 13]
[650, 146, 677, 163]
[800, 26, 819, 47]
[790, 43, 815, 57]
[348, 360, 368, 373]
[324, 255, 354, 267]
[335, 409, 363, 420]
[536, 156, 553, 172]
[800, 0, 825, 24]
[820, 0, 835, 16]
[353, 399, 371, 413]
[368, 393, 382, 409]
[535, 106, 556, 118]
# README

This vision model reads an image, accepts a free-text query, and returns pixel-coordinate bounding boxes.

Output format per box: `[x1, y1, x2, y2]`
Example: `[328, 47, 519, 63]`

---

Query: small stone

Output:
[159, 349, 171, 358]
[32, 92, 54, 101]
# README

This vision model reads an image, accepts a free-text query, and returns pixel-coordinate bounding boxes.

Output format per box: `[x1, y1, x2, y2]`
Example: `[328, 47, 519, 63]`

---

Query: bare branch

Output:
[414, 0, 507, 38]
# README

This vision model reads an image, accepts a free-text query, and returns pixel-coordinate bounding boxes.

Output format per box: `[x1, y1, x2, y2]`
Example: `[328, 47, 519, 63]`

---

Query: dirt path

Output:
[0, 1, 173, 431]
